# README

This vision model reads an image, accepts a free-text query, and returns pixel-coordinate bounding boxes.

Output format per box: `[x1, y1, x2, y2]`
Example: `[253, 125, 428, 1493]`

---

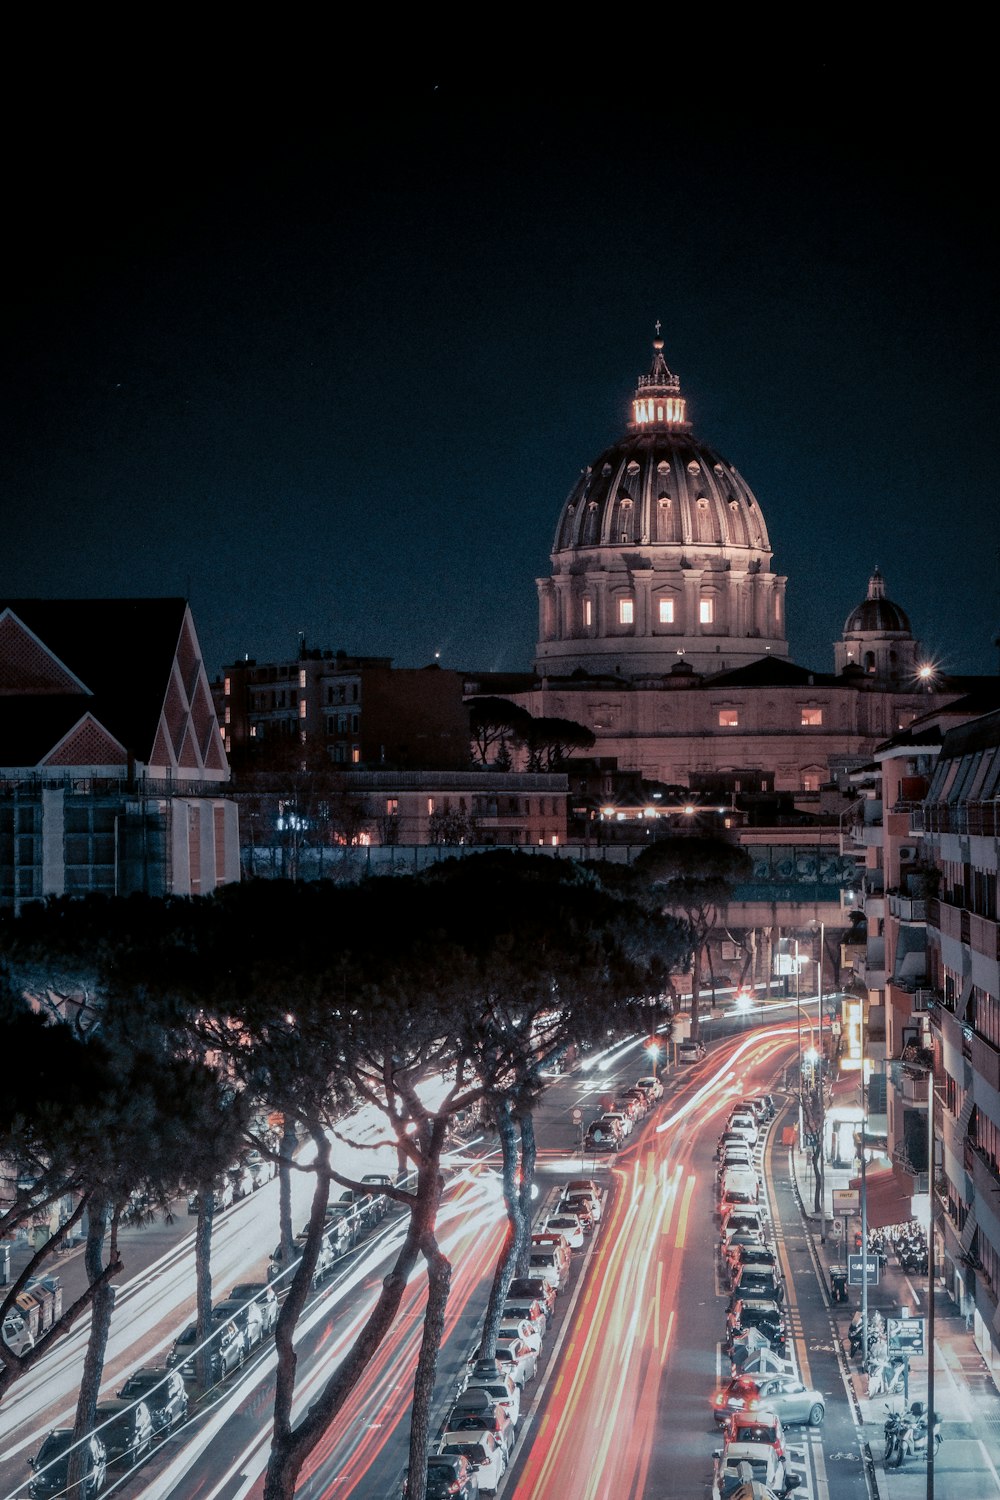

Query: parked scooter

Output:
[868, 1353, 907, 1397]
[830, 1268, 849, 1304]
[848, 1312, 864, 1358]
[886, 1401, 942, 1466]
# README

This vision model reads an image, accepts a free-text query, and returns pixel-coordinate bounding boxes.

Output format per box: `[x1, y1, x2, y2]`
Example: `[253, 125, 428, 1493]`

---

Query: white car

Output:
[601, 1110, 632, 1138]
[566, 1178, 604, 1203]
[439, 1431, 507, 1493]
[497, 1316, 541, 1357]
[501, 1297, 549, 1336]
[726, 1114, 759, 1146]
[544, 1213, 585, 1249]
[712, 1440, 797, 1500]
[462, 1373, 520, 1425]
[561, 1188, 601, 1223]
[2, 1313, 33, 1356]
[636, 1074, 663, 1100]
[495, 1335, 538, 1386]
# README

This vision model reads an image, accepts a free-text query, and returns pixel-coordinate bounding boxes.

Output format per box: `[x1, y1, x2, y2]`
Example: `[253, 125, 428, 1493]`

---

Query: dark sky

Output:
[3, 63, 997, 681]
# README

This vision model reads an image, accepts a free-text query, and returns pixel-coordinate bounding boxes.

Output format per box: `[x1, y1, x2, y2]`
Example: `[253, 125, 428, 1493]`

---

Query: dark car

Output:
[422, 1452, 480, 1498]
[117, 1367, 188, 1434]
[94, 1399, 153, 1467]
[229, 1282, 280, 1335]
[726, 1298, 786, 1352]
[335, 1190, 379, 1233]
[29, 1430, 107, 1497]
[730, 1267, 784, 1305]
[508, 1275, 557, 1313]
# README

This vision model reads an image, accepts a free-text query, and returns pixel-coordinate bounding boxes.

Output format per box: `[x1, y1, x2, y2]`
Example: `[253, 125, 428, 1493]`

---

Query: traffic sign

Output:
[572, 1108, 583, 1122]
[830, 1218, 843, 1239]
[887, 1316, 925, 1354]
[848, 1253, 880, 1286]
[832, 1188, 860, 1216]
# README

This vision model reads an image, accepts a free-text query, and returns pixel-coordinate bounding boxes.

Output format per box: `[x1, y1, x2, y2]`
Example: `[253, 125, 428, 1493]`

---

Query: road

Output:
[0, 1003, 933, 1500]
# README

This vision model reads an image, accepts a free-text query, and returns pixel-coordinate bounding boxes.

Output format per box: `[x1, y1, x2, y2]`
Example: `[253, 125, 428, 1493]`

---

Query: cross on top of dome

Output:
[632, 327, 687, 429]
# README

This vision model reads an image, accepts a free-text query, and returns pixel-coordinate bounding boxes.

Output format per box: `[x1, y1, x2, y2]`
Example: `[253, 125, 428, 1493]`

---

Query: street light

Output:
[645, 1038, 662, 1080]
[735, 988, 753, 1032]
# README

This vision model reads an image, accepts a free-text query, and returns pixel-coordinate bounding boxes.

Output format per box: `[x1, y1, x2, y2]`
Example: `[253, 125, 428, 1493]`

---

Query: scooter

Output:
[848, 1312, 864, 1357]
[830, 1268, 849, 1304]
[887, 1401, 942, 1467]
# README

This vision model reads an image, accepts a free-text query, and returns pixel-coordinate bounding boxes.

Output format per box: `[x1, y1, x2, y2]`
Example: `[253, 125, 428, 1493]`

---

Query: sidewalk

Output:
[787, 1124, 1000, 1498]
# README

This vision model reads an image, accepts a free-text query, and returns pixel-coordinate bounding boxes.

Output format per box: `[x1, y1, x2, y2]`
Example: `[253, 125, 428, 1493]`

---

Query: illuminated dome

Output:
[535, 332, 788, 679]
[835, 568, 919, 685]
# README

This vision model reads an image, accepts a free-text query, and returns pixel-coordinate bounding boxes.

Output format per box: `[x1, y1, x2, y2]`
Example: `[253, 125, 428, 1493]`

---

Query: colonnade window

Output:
[619, 598, 634, 626]
[658, 599, 675, 624]
[582, 598, 592, 628]
[700, 599, 714, 624]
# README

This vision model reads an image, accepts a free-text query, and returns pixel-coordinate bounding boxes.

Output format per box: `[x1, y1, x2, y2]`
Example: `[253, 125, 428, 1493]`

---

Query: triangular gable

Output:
[41, 713, 128, 768]
[0, 609, 92, 696]
[150, 721, 175, 771]
[203, 726, 227, 772]
[177, 724, 201, 770]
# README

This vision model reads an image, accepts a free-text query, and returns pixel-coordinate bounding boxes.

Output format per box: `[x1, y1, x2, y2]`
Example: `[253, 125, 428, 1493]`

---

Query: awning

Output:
[849, 1165, 914, 1229]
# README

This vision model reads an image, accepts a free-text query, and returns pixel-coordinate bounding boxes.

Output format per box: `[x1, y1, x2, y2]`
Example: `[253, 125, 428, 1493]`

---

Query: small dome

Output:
[843, 568, 911, 636]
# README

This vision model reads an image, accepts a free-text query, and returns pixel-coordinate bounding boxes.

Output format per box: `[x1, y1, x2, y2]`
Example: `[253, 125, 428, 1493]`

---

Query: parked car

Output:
[558, 1194, 594, 1231]
[508, 1275, 557, 1313]
[455, 1372, 520, 1425]
[600, 1109, 632, 1138]
[494, 1335, 538, 1386]
[267, 1233, 336, 1288]
[168, 1317, 244, 1381]
[543, 1213, 585, 1249]
[496, 1316, 541, 1359]
[501, 1296, 549, 1336]
[444, 1400, 514, 1456]
[438, 1432, 506, 1494]
[212, 1297, 264, 1351]
[730, 1266, 784, 1305]
[419, 1452, 480, 1499]
[712, 1374, 825, 1427]
[726, 1298, 786, 1352]
[721, 1408, 789, 1459]
[29, 1431, 107, 1498]
[562, 1186, 602, 1222]
[566, 1178, 604, 1203]
[584, 1120, 621, 1152]
[117, 1367, 189, 1434]
[187, 1179, 234, 1215]
[635, 1074, 663, 1101]
[725, 1113, 759, 1146]
[677, 1039, 706, 1063]
[712, 1440, 799, 1500]
[526, 1247, 567, 1289]
[94, 1399, 153, 1467]
[229, 1282, 279, 1335]
[2, 1311, 34, 1356]
[246, 1149, 277, 1185]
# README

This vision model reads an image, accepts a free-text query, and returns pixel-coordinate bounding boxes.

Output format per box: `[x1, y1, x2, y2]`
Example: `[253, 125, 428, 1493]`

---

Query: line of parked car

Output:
[413, 1176, 604, 1499]
[708, 1093, 826, 1500]
[582, 1072, 664, 1153]
[26, 1172, 403, 1496]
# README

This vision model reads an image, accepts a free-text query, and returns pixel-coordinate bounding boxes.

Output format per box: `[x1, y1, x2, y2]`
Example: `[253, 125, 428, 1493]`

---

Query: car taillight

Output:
[448, 1485, 461, 1495]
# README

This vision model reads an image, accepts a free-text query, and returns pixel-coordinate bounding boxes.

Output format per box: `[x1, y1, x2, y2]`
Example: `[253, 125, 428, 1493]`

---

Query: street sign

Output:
[887, 1316, 925, 1355]
[572, 1108, 583, 1122]
[832, 1188, 860, 1216]
[830, 1218, 843, 1239]
[848, 1253, 880, 1286]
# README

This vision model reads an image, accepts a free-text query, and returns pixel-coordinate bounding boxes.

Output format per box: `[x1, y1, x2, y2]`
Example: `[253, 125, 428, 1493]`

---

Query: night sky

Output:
[3, 65, 997, 682]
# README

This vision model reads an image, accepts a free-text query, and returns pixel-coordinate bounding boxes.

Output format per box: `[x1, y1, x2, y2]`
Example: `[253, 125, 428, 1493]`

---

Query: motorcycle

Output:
[848, 1312, 864, 1358]
[868, 1354, 907, 1397]
[830, 1268, 849, 1304]
[886, 1401, 942, 1467]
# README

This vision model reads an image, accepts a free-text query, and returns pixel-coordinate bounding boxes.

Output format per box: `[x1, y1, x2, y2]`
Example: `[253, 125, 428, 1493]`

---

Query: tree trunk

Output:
[478, 1100, 520, 1358]
[278, 1119, 297, 1264]
[262, 1123, 446, 1500]
[194, 1190, 215, 1389]
[516, 1111, 537, 1272]
[406, 1223, 451, 1496]
[690, 942, 703, 1040]
[68, 1197, 117, 1491]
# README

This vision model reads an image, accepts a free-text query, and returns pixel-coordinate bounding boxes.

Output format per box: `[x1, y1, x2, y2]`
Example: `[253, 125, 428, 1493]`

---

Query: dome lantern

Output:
[631, 324, 689, 430]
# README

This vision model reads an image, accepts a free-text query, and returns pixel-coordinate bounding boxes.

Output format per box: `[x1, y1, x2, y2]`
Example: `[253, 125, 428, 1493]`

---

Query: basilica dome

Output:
[834, 568, 919, 685]
[535, 335, 788, 679]
[843, 569, 911, 636]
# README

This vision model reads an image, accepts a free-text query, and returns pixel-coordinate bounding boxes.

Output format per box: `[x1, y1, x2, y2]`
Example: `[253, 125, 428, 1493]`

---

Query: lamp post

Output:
[926, 1060, 937, 1500]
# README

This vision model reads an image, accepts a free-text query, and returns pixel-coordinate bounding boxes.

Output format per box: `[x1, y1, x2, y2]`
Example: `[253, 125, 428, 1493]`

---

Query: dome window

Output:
[588, 500, 598, 511]
[618, 598, 634, 626]
[687, 461, 701, 475]
[658, 598, 675, 624]
[657, 460, 671, 474]
[626, 460, 640, 475]
[699, 598, 715, 624]
[567, 504, 575, 515]
[696, 497, 709, 509]
[728, 499, 739, 511]
[658, 493, 671, 507]
[602, 463, 612, 477]
[620, 496, 633, 509]
[714, 464, 725, 475]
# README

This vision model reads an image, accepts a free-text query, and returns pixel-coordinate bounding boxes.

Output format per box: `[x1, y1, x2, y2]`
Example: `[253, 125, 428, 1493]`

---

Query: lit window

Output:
[428, 798, 435, 815]
[619, 598, 634, 625]
[386, 798, 398, 815]
[351, 746, 360, 764]
[801, 707, 823, 727]
[718, 709, 738, 728]
[224, 676, 231, 696]
[659, 599, 675, 624]
[802, 772, 821, 791]
[774, 595, 781, 620]
[249, 725, 258, 738]
[583, 598, 593, 628]
[224, 706, 231, 724]
[298, 669, 306, 688]
[700, 599, 714, 624]
[299, 699, 307, 719]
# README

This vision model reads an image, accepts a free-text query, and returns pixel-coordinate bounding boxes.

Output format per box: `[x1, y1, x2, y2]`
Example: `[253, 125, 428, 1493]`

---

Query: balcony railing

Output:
[888, 893, 928, 921]
[918, 802, 1000, 837]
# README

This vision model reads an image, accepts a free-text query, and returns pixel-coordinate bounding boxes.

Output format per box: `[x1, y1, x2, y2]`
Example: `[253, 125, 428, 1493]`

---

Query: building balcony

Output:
[888, 893, 927, 922]
[889, 1055, 932, 1105]
[969, 912, 1000, 964]
[970, 1030, 1000, 1092]
[919, 802, 1000, 837]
